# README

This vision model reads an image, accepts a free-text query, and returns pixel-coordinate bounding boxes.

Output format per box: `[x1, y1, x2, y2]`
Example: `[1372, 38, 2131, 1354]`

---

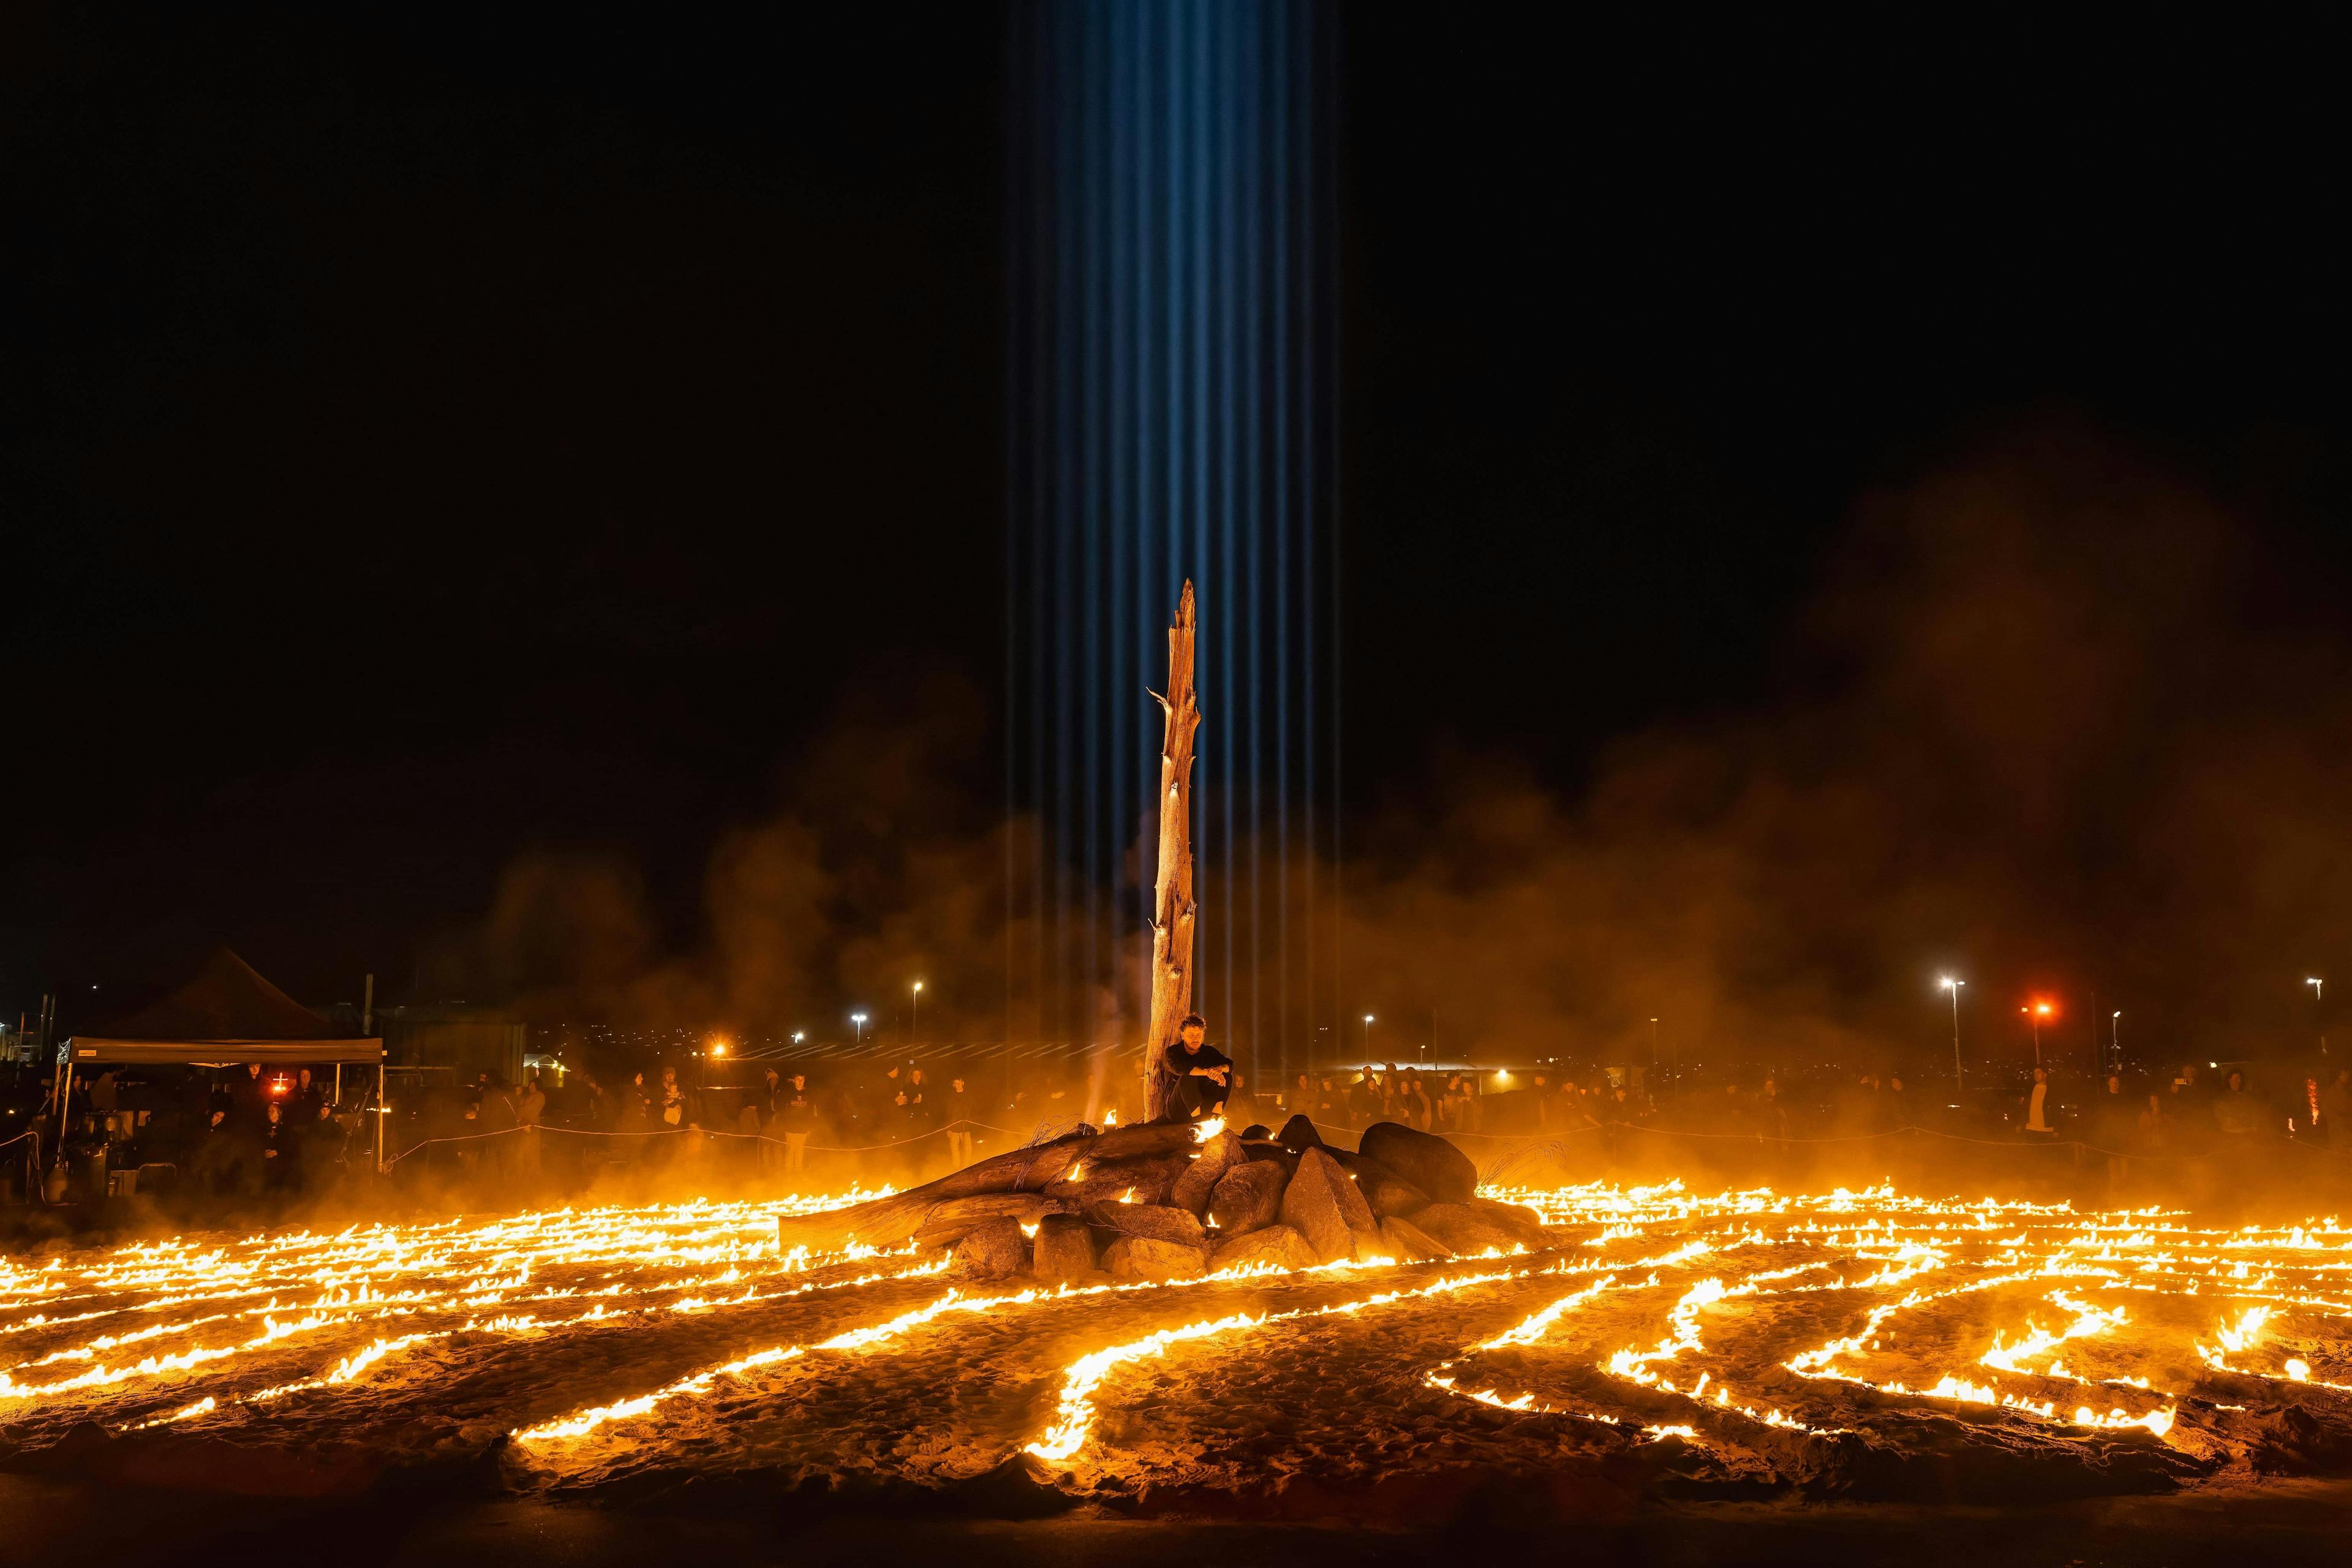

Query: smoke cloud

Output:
[439, 423, 2352, 1079]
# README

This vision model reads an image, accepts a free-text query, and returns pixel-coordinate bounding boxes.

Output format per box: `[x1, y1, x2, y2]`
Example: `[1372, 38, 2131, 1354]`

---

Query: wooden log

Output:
[775, 1122, 1207, 1253]
[1144, 581, 1202, 1121]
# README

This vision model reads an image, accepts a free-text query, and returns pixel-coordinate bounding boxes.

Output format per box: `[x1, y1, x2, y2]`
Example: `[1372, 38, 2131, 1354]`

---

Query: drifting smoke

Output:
[429, 671, 1061, 1049]
[443, 425, 2352, 1072]
[1327, 423, 2352, 1068]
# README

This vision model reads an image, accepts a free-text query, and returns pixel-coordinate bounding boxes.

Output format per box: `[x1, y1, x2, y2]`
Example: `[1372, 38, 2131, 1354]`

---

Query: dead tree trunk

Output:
[1142, 581, 1202, 1121]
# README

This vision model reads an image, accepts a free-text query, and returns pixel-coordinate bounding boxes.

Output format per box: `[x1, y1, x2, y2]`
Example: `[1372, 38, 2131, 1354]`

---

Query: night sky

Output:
[7, 9, 2346, 1061]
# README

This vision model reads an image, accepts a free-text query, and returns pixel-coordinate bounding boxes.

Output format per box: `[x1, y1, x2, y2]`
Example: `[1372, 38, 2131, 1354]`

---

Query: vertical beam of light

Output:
[1321, 1, 1344, 1071]
[1052, 9, 1081, 1044]
[1107, 1, 1133, 1049]
[1024, 4, 1052, 1048]
[1081, 3, 1106, 1046]
[1241, 0, 1264, 1096]
[1298, 1, 1319, 1062]
[1216, 0, 1238, 1078]
[1279, 0, 1298, 1090]
[1009, 0, 1334, 1080]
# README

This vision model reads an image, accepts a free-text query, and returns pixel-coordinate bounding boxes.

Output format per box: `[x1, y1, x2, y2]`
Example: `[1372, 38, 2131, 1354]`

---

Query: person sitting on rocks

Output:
[1165, 1014, 1231, 1122]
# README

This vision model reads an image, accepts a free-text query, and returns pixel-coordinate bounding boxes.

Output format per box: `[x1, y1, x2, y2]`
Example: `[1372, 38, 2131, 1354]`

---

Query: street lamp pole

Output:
[851, 1012, 867, 1044]
[1941, 979, 1965, 1090]
[1362, 1014, 1375, 1060]
[911, 981, 924, 1046]
[2310, 978, 2326, 1057]
[2111, 1010, 2121, 1071]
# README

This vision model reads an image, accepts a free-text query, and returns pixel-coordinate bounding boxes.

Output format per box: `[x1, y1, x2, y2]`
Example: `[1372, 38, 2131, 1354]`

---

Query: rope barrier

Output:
[375, 1117, 1030, 1169]
[1300, 1112, 2349, 1174]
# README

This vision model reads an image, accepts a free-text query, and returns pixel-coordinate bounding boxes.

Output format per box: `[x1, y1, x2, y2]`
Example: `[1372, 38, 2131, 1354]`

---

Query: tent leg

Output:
[375, 1063, 385, 1174]
[57, 1062, 74, 1152]
[334, 1063, 342, 1107]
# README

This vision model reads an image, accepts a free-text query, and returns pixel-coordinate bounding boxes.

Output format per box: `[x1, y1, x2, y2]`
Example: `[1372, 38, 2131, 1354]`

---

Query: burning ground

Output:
[4, 1180, 2352, 1521]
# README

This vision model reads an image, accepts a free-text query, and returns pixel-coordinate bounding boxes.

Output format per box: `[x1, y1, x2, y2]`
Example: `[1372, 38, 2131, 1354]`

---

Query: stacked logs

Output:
[776, 1117, 1551, 1284]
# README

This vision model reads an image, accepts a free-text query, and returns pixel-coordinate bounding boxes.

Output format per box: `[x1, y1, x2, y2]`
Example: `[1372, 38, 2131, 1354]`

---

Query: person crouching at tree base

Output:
[1166, 1014, 1231, 1121]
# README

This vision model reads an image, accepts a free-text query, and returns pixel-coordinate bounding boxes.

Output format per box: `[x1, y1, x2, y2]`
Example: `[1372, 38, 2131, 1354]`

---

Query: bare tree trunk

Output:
[1143, 581, 1202, 1121]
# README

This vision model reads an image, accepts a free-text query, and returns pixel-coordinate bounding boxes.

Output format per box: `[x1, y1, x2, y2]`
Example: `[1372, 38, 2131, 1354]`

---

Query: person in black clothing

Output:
[291, 1068, 323, 1121]
[944, 1077, 976, 1164]
[778, 1072, 817, 1179]
[261, 1101, 298, 1193]
[1164, 1014, 1231, 1121]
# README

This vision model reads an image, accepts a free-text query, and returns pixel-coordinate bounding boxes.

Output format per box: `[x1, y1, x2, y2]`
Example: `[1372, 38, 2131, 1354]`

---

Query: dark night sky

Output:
[6, 7, 2346, 1053]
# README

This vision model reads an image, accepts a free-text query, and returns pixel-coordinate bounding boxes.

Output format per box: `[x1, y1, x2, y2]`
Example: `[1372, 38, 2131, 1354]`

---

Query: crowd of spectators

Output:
[11, 1045, 2352, 1213]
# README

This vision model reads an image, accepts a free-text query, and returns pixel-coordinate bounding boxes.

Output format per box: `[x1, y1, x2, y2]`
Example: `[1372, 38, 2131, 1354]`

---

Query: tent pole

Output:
[376, 1062, 385, 1174]
[58, 1061, 74, 1150]
[334, 1063, 342, 1106]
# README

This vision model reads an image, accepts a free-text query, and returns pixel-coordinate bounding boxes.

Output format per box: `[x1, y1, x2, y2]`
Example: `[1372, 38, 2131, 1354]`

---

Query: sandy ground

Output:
[4, 1179, 2351, 1556]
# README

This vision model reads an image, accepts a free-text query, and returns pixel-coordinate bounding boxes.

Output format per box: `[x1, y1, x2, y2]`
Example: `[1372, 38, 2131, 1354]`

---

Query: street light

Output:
[2111, 1010, 2121, 1068]
[1362, 1014, 1375, 1057]
[2311, 978, 2326, 1057]
[911, 981, 924, 1044]
[1940, 978, 1966, 1090]
[2022, 1000, 2054, 1068]
[851, 1012, 868, 1044]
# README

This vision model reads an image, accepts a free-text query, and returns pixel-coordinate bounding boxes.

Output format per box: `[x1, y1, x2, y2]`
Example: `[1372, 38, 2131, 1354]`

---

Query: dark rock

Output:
[1205, 1159, 1286, 1238]
[1208, 1223, 1319, 1273]
[1277, 1114, 1324, 1152]
[1281, 1146, 1376, 1263]
[1237, 1124, 1272, 1141]
[1031, 1213, 1098, 1281]
[1102, 1235, 1207, 1282]
[1358, 1121, 1479, 1204]
[1461, 1196, 1544, 1232]
[1412, 1201, 1545, 1256]
[1169, 1130, 1245, 1215]
[1378, 1215, 1453, 1262]
[946, 1217, 1030, 1281]
[1354, 1163, 1431, 1219]
[1241, 1143, 1300, 1177]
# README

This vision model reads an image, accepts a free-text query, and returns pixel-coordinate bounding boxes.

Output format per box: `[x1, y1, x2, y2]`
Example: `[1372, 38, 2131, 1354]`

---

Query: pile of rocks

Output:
[911, 1118, 1550, 1284]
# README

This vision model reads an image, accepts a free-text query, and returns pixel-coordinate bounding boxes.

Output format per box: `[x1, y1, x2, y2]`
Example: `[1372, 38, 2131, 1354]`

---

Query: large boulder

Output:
[1031, 1213, 1098, 1281]
[1103, 1235, 1207, 1283]
[1205, 1159, 1286, 1238]
[1413, 1201, 1545, 1256]
[1352, 1163, 1431, 1219]
[1462, 1196, 1545, 1232]
[1169, 1130, 1245, 1215]
[1281, 1147, 1377, 1263]
[1083, 1200, 1207, 1251]
[1241, 1143, 1300, 1178]
[1209, 1224, 1319, 1274]
[910, 1193, 1061, 1252]
[1277, 1114, 1324, 1152]
[1378, 1215, 1454, 1262]
[946, 1217, 1031, 1281]
[1357, 1121, 1479, 1204]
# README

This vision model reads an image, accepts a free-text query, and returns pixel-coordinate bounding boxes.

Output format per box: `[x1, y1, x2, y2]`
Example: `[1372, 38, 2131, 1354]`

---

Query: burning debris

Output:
[4, 1142, 2352, 1516]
